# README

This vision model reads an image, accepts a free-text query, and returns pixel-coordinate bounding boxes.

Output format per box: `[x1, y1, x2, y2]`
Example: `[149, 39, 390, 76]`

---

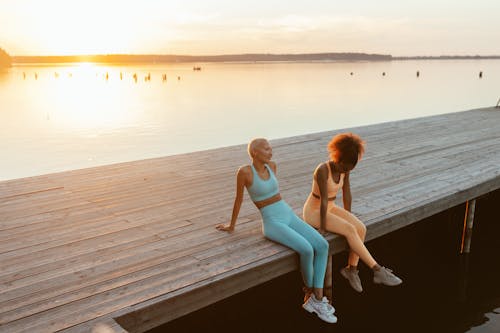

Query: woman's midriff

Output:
[303, 194, 337, 228]
[253, 193, 282, 209]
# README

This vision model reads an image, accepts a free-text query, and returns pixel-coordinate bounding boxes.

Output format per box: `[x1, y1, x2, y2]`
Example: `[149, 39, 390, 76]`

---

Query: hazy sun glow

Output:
[14, 2, 147, 55]
[1, 0, 188, 55]
[1, 0, 500, 56]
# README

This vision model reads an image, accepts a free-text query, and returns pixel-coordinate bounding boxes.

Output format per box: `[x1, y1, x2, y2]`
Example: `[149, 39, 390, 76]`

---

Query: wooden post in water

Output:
[458, 199, 476, 302]
[324, 255, 333, 302]
[460, 199, 476, 254]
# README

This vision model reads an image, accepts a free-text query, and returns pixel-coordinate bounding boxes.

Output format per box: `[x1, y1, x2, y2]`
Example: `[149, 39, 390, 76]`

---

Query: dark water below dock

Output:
[150, 189, 500, 333]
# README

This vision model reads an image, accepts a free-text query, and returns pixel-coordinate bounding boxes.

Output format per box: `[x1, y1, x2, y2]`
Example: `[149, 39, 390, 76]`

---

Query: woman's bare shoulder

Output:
[238, 164, 252, 175]
[313, 162, 329, 181]
[314, 162, 328, 174]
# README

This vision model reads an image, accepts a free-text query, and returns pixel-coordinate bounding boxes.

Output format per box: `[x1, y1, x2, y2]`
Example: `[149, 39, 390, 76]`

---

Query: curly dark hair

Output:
[327, 132, 365, 166]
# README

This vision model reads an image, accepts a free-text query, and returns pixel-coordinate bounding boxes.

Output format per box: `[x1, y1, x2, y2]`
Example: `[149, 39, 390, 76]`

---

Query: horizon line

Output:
[8, 53, 500, 65]
[9, 52, 500, 58]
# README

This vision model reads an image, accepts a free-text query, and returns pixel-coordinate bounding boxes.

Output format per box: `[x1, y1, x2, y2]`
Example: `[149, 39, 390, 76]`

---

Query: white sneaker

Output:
[302, 295, 338, 323]
[320, 296, 335, 314]
[302, 287, 335, 313]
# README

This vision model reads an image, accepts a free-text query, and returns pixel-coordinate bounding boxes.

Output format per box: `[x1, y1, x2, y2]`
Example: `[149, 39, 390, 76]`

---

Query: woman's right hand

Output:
[216, 224, 234, 232]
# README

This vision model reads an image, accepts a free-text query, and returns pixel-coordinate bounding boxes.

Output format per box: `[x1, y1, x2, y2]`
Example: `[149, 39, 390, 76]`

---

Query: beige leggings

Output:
[303, 195, 377, 268]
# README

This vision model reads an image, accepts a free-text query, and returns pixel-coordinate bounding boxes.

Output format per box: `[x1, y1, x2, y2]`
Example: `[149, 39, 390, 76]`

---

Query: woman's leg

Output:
[288, 214, 329, 291]
[328, 205, 368, 267]
[312, 209, 376, 268]
[263, 219, 316, 288]
[304, 201, 402, 289]
[286, 214, 338, 319]
[323, 206, 403, 287]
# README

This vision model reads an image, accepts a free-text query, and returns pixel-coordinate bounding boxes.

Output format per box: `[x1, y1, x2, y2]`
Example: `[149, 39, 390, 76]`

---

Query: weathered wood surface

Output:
[1, 107, 499, 332]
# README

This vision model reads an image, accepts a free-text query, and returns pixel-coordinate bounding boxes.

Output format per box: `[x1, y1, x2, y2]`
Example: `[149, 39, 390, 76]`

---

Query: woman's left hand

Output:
[216, 224, 234, 232]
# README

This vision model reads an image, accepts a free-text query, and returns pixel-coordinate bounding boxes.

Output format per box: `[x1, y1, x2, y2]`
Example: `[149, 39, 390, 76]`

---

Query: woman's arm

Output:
[342, 172, 352, 212]
[316, 163, 329, 234]
[216, 166, 248, 232]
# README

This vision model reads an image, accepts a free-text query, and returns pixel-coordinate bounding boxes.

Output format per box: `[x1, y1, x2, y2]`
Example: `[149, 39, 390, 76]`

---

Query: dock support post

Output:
[458, 199, 476, 302]
[460, 199, 476, 254]
[324, 255, 333, 302]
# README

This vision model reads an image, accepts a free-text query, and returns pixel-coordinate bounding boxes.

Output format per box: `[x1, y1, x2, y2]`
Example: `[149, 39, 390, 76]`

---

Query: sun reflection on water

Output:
[45, 63, 136, 131]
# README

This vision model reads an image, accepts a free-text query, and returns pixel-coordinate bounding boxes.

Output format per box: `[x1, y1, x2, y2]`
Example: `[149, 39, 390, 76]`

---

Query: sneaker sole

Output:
[303, 300, 335, 314]
[373, 278, 403, 286]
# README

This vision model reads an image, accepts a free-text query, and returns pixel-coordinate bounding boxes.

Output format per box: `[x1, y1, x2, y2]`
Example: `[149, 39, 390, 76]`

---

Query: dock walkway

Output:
[1, 107, 500, 332]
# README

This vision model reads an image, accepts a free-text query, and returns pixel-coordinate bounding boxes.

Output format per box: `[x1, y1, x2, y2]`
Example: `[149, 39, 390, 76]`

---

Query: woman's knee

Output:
[314, 237, 329, 254]
[356, 222, 367, 238]
[298, 243, 315, 259]
[344, 224, 358, 239]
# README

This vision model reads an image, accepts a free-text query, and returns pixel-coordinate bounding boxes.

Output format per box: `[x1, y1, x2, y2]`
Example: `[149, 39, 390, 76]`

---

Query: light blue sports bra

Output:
[247, 164, 279, 202]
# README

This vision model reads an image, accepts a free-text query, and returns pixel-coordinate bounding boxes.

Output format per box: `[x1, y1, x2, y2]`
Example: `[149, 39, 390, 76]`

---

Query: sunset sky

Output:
[1, 0, 499, 56]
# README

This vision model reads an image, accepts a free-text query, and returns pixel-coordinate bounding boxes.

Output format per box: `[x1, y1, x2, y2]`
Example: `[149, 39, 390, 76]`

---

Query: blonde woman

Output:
[217, 138, 337, 323]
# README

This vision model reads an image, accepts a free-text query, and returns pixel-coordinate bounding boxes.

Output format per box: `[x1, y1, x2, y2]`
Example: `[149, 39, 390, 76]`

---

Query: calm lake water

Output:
[1, 60, 499, 181]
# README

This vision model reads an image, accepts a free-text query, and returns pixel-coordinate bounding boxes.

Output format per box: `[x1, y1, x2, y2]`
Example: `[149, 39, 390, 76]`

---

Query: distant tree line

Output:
[8, 52, 500, 64]
[394, 55, 500, 60]
[0, 48, 12, 68]
[12, 53, 393, 64]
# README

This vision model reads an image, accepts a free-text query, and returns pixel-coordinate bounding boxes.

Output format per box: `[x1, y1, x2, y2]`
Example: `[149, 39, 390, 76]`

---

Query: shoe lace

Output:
[382, 267, 400, 280]
[385, 267, 393, 273]
[319, 297, 334, 312]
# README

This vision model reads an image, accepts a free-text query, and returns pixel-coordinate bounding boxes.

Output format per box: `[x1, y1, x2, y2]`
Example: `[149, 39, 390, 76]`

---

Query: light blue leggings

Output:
[260, 200, 329, 288]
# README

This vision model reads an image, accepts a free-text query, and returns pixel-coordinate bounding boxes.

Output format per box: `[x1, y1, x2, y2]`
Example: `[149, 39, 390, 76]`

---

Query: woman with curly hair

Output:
[303, 133, 402, 293]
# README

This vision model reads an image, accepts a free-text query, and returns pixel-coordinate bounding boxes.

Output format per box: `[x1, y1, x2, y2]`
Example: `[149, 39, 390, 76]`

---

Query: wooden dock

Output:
[1, 107, 500, 332]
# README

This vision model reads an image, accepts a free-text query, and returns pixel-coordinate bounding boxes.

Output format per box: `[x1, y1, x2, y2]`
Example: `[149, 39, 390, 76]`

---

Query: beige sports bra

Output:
[311, 162, 344, 200]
